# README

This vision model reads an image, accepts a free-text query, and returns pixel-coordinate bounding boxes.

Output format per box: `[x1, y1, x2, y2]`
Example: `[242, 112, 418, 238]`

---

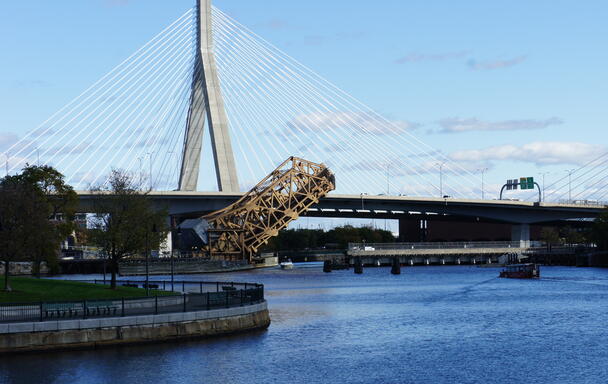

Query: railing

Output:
[0, 280, 264, 324]
[348, 241, 544, 251]
[119, 258, 249, 265]
[556, 199, 607, 206]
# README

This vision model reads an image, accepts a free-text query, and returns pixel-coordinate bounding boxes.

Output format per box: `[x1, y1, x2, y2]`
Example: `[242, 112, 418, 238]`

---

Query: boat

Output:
[499, 263, 539, 279]
[279, 259, 294, 269]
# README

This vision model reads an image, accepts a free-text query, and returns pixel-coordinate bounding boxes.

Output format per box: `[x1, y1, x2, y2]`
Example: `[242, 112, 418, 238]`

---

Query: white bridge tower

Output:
[179, 0, 239, 192]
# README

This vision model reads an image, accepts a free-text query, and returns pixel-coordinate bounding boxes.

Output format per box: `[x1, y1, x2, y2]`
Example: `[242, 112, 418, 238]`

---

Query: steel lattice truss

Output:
[203, 157, 335, 261]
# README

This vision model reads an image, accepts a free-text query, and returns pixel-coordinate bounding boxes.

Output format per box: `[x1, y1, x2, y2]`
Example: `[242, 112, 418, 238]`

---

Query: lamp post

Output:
[386, 163, 390, 230]
[360, 193, 367, 210]
[173, 227, 181, 292]
[145, 222, 157, 296]
[147, 152, 154, 191]
[566, 169, 575, 203]
[436, 162, 446, 197]
[137, 156, 144, 187]
[386, 163, 390, 195]
[538, 171, 551, 202]
[477, 168, 488, 200]
[145, 226, 149, 296]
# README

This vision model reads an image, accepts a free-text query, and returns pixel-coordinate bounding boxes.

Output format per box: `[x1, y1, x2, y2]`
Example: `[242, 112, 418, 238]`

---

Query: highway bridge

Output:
[77, 191, 604, 222]
[76, 191, 605, 247]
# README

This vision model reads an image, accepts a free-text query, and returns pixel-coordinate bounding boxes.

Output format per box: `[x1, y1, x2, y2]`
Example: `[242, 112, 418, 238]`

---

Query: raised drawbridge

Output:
[199, 157, 335, 262]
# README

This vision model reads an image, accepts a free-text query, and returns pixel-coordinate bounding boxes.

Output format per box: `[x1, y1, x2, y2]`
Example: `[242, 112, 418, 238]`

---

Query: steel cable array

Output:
[5, 6, 485, 197]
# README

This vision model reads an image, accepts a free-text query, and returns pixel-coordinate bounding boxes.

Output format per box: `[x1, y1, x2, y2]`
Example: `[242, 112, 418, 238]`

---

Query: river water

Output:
[1, 265, 607, 384]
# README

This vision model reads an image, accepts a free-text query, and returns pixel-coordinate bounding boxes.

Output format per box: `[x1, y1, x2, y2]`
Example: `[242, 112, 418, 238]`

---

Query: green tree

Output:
[540, 227, 560, 251]
[263, 225, 396, 251]
[88, 170, 168, 289]
[0, 176, 49, 291]
[591, 209, 608, 250]
[15, 165, 77, 276]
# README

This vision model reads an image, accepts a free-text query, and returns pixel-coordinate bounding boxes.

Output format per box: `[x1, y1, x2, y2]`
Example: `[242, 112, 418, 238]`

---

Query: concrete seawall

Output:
[118, 259, 254, 275]
[0, 302, 270, 353]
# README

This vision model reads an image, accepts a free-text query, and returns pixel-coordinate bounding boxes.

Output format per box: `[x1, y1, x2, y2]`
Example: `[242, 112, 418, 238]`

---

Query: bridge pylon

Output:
[179, 0, 240, 192]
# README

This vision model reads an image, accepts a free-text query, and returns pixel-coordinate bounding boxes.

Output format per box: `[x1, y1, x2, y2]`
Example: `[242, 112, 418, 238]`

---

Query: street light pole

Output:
[477, 168, 488, 200]
[566, 169, 575, 203]
[147, 152, 153, 191]
[436, 162, 446, 197]
[145, 228, 149, 296]
[174, 227, 181, 292]
[386, 163, 390, 195]
[538, 171, 550, 202]
[137, 156, 144, 188]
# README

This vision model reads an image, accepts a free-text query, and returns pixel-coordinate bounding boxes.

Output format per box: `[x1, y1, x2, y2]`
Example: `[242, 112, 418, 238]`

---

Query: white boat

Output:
[280, 260, 294, 269]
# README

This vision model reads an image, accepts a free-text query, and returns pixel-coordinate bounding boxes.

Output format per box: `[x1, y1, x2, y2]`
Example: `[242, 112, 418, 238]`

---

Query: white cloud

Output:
[450, 141, 605, 166]
[437, 117, 563, 133]
[467, 55, 527, 70]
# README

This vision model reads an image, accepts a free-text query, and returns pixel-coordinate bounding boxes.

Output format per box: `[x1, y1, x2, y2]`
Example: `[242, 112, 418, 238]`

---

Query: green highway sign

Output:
[517, 177, 535, 190]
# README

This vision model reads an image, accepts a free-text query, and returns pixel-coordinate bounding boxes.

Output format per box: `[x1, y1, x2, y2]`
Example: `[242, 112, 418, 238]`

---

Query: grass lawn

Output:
[0, 277, 175, 303]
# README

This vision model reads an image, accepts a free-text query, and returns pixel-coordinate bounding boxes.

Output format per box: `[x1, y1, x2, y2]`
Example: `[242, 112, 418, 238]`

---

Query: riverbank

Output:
[0, 302, 270, 354]
[0, 277, 172, 303]
[0, 279, 269, 354]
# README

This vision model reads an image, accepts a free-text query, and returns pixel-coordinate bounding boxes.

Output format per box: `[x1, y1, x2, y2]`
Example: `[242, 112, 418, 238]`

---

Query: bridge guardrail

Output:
[0, 280, 264, 324]
[348, 241, 544, 251]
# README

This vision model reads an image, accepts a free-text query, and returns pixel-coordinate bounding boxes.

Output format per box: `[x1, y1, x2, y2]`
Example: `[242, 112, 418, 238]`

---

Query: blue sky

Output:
[1, 0, 607, 203]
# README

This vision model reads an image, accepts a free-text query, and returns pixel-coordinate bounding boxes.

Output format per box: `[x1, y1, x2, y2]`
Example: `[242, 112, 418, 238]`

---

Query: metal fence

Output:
[348, 241, 545, 251]
[0, 280, 264, 324]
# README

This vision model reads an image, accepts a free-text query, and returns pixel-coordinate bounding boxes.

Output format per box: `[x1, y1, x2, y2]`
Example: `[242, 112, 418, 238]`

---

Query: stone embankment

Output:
[0, 302, 270, 353]
[118, 259, 254, 275]
[0, 262, 49, 275]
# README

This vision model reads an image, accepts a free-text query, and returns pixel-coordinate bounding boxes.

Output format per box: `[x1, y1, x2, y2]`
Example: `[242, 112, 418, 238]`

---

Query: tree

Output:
[540, 227, 560, 251]
[562, 226, 586, 247]
[15, 165, 77, 276]
[0, 176, 49, 291]
[88, 170, 168, 289]
[262, 225, 396, 252]
[591, 209, 608, 250]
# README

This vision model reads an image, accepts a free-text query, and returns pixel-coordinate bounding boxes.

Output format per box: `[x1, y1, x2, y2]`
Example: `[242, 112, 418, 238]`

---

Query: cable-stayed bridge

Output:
[3, 0, 606, 248]
[0, 2, 510, 196]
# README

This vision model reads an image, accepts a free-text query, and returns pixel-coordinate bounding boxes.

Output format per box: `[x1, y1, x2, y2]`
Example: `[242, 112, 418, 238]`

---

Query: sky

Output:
[1, 0, 607, 209]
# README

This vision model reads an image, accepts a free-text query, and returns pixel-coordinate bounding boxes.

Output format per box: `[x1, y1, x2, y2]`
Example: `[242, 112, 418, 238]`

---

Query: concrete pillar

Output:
[354, 257, 363, 274]
[179, 0, 240, 192]
[399, 219, 424, 242]
[391, 258, 401, 275]
[160, 231, 173, 255]
[511, 224, 531, 248]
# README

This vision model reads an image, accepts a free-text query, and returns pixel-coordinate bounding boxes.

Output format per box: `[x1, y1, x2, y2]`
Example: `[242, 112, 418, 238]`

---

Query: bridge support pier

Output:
[511, 224, 530, 248]
[391, 258, 401, 275]
[354, 257, 363, 274]
[398, 219, 426, 242]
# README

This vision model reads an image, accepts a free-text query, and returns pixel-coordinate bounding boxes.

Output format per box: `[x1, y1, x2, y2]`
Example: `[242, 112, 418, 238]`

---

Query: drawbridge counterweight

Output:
[201, 157, 335, 262]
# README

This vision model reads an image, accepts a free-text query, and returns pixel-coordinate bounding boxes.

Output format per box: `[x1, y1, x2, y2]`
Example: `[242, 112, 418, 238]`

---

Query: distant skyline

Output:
[1, 0, 607, 203]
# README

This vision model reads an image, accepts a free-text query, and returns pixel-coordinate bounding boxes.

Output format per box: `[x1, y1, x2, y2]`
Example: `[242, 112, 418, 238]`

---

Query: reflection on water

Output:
[1, 265, 608, 384]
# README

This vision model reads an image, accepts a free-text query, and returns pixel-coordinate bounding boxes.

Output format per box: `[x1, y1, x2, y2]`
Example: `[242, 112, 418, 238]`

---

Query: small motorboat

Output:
[499, 263, 539, 279]
[279, 259, 294, 269]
